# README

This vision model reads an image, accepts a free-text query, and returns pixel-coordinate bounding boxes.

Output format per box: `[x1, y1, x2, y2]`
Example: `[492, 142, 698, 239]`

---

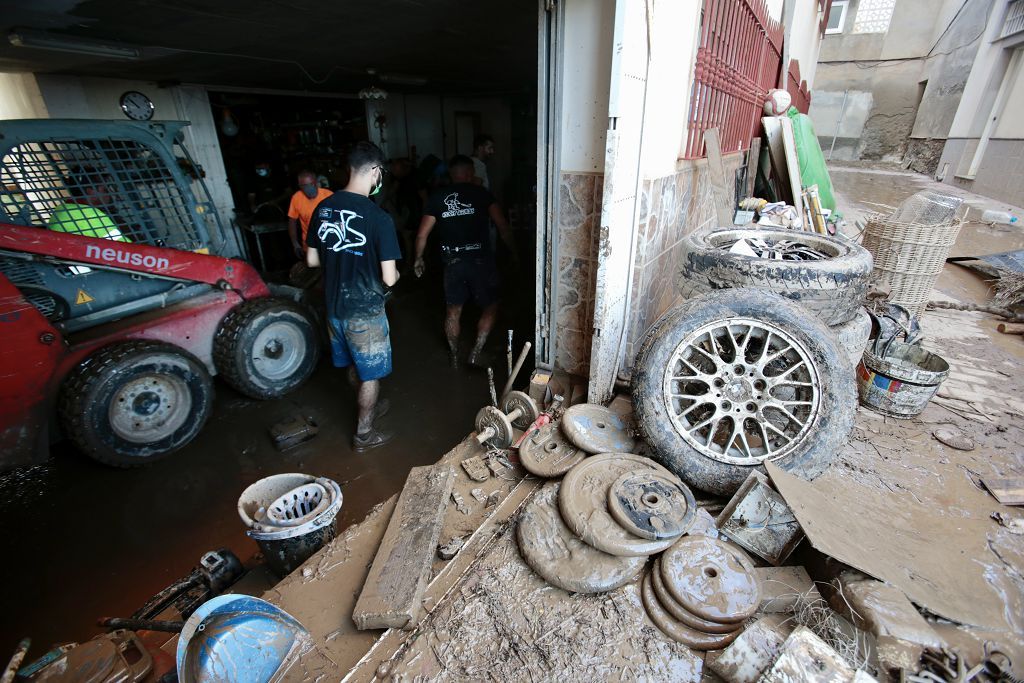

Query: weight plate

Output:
[640, 570, 742, 650]
[502, 390, 540, 429]
[650, 558, 738, 634]
[607, 471, 696, 540]
[475, 405, 513, 449]
[561, 404, 636, 454]
[516, 482, 646, 593]
[558, 453, 678, 557]
[659, 535, 760, 624]
[519, 422, 586, 478]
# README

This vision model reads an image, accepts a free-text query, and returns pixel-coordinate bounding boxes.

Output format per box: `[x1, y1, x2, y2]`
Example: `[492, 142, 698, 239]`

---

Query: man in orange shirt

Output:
[287, 170, 333, 258]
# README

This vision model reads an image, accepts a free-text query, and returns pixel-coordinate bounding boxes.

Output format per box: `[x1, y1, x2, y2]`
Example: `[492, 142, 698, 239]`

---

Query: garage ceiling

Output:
[0, 0, 537, 94]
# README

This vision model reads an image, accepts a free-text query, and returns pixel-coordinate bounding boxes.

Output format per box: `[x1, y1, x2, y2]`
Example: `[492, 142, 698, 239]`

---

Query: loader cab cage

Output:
[0, 120, 219, 253]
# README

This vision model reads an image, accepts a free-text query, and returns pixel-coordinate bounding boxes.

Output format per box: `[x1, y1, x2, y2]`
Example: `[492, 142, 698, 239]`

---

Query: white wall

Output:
[560, 0, 615, 172]
[994, 54, 1024, 138]
[0, 73, 48, 119]
[788, 0, 825, 88]
[640, 0, 702, 177]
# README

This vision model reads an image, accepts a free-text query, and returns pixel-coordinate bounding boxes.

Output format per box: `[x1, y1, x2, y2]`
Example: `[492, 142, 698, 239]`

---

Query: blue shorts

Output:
[326, 312, 393, 381]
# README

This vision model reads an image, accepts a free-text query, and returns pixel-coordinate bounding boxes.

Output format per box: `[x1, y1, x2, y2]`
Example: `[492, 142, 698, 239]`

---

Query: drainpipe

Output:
[828, 89, 849, 161]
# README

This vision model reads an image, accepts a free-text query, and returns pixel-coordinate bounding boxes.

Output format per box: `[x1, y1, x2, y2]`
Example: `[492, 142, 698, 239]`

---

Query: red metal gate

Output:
[682, 0, 783, 159]
[786, 60, 812, 114]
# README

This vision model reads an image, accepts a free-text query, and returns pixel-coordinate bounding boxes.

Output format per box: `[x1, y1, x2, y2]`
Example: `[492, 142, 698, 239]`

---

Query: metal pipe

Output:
[828, 89, 849, 161]
[1, 638, 30, 683]
[487, 367, 498, 407]
[98, 617, 186, 633]
[501, 341, 532, 400]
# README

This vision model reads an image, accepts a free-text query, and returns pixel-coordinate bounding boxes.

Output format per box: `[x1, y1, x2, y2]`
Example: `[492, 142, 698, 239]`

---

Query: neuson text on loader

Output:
[85, 244, 170, 271]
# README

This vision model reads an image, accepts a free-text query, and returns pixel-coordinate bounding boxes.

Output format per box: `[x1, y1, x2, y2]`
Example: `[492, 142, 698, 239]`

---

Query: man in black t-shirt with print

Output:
[414, 155, 515, 368]
[307, 142, 401, 452]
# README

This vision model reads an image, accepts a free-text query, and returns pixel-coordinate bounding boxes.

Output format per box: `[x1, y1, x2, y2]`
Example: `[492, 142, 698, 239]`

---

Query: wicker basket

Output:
[861, 215, 963, 318]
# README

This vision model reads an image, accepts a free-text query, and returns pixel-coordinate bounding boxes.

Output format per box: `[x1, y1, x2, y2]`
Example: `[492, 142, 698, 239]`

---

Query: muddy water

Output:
[0, 266, 536, 654]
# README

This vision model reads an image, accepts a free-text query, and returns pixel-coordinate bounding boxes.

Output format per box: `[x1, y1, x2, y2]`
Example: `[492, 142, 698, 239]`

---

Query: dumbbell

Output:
[474, 390, 540, 449]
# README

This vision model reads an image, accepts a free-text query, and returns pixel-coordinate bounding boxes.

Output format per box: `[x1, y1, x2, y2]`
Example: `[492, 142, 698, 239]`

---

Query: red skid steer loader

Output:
[0, 119, 318, 468]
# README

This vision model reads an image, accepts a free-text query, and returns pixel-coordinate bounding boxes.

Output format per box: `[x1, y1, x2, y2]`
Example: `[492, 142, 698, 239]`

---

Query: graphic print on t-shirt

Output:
[442, 192, 475, 218]
[316, 207, 367, 254]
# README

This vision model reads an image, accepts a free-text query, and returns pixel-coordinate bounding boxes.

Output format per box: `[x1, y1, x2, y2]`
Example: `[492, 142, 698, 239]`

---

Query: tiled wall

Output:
[552, 155, 743, 378]
[623, 155, 744, 371]
[554, 172, 602, 377]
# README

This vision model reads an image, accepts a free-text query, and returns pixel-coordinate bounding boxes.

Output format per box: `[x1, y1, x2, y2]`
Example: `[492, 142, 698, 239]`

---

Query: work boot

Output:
[352, 428, 394, 452]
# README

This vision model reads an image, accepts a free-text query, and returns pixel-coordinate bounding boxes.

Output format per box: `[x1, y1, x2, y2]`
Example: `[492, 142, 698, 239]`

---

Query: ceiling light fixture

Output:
[358, 85, 388, 101]
[8, 28, 141, 60]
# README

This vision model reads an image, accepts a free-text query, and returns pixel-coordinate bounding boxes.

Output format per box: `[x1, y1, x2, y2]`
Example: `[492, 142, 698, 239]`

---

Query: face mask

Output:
[369, 169, 383, 196]
[256, 168, 269, 177]
[300, 183, 318, 198]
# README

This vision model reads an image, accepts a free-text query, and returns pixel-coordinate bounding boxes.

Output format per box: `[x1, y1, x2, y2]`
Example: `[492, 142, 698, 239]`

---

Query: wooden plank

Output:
[343, 476, 544, 681]
[778, 116, 807, 227]
[353, 463, 456, 630]
[703, 128, 735, 228]
[745, 137, 761, 199]
[982, 477, 1024, 505]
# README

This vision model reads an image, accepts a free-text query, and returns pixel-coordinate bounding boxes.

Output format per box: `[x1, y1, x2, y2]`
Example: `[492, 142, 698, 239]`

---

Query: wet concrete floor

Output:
[0, 256, 535, 654]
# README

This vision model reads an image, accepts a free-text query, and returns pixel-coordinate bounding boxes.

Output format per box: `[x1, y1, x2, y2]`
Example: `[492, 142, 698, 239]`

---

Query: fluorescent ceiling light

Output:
[8, 29, 141, 60]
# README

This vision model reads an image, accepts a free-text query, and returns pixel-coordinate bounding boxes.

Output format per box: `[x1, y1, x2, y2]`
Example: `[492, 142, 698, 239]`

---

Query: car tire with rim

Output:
[59, 341, 214, 467]
[677, 227, 873, 326]
[213, 297, 319, 399]
[632, 288, 856, 496]
[829, 307, 873, 367]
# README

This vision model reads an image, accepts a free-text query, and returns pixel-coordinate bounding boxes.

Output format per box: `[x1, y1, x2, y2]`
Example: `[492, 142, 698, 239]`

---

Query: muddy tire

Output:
[829, 307, 872, 367]
[59, 341, 214, 467]
[214, 297, 319, 399]
[632, 288, 856, 496]
[677, 227, 873, 326]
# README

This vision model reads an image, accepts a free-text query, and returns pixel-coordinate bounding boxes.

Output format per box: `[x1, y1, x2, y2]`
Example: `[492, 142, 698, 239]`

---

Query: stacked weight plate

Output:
[641, 535, 761, 650]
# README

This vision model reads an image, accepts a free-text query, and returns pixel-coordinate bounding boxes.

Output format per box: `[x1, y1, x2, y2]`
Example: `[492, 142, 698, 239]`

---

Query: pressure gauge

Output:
[119, 91, 154, 121]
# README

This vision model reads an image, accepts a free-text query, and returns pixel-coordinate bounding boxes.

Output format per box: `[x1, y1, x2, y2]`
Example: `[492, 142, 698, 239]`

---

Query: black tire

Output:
[59, 341, 214, 467]
[828, 307, 872, 367]
[677, 227, 873, 325]
[213, 297, 319, 400]
[632, 288, 856, 496]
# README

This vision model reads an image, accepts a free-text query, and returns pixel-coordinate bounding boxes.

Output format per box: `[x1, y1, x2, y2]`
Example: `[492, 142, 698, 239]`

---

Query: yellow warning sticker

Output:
[75, 289, 94, 305]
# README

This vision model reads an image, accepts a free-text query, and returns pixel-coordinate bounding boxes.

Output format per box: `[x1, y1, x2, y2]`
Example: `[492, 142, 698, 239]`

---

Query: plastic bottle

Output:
[981, 209, 1019, 225]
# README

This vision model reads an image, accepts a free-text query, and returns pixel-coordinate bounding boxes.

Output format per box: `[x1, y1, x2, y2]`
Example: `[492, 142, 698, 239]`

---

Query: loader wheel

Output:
[676, 227, 873, 325]
[59, 341, 214, 467]
[213, 297, 319, 399]
[632, 288, 856, 496]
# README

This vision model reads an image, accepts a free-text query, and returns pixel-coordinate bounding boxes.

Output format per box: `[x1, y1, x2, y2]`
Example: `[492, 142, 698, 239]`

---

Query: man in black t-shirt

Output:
[307, 142, 402, 452]
[414, 155, 515, 368]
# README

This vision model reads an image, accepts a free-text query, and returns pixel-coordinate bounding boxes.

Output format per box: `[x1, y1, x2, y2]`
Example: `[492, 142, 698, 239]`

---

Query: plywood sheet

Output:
[766, 462, 1011, 630]
[704, 128, 734, 228]
[983, 477, 1024, 506]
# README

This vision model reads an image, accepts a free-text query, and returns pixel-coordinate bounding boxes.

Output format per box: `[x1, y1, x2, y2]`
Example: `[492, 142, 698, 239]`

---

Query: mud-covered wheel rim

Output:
[108, 374, 192, 444]
[703, 228, 844, 260]
[251, 320, 306, 381]
[662, 317, 821, 466]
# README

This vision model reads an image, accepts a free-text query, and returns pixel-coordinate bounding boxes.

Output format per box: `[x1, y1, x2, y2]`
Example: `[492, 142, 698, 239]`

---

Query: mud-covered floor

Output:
[0, 249, 536, 653]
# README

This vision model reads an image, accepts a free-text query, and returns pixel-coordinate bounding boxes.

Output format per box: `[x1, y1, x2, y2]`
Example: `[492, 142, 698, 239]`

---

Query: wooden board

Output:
[703, 128, 735, 228]
[353, 463, 456, 630]
[745, 137, 761, 199]
[778, 116, 805, 225]
[982, 477, 1024, 505]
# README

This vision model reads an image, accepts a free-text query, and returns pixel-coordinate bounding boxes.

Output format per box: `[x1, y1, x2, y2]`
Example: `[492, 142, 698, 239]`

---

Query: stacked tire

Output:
[676, 227, 874, 366]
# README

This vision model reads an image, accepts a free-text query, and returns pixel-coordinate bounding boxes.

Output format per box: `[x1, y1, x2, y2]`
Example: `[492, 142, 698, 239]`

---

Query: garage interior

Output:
[0, 0, 539, 654]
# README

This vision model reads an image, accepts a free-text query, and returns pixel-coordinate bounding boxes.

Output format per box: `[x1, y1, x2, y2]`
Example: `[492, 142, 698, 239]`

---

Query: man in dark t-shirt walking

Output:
[307, 142, 402, 451]
[414, 155, 515, 368]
